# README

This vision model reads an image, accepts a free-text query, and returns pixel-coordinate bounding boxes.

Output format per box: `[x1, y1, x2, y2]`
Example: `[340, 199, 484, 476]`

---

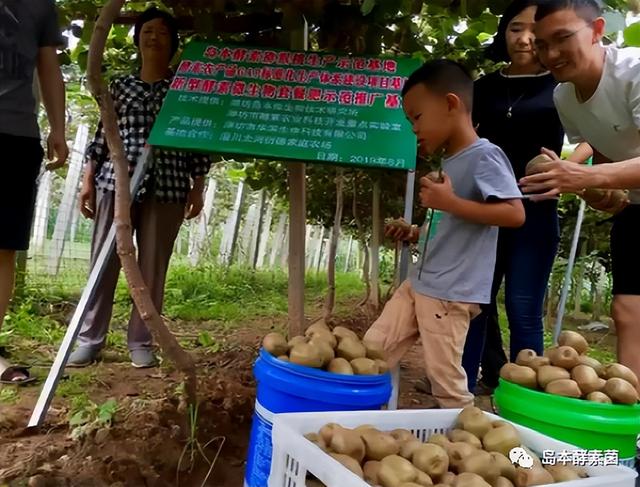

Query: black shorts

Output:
[0, 134, 44, 251]
[610, 204, 640, 295]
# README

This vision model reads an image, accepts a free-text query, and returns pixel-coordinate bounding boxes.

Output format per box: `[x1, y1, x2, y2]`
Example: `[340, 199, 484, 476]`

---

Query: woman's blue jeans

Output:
[462, 201, 559, 390]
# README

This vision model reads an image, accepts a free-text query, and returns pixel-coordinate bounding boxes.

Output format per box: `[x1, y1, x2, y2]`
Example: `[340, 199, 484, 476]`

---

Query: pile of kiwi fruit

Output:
[261, 320, 389, 376]
[304, 406, 587, 487]
[500, 330, 639, 405]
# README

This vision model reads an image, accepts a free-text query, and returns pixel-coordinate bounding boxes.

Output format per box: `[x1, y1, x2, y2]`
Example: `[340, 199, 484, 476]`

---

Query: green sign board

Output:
[148, 41, 420, 171]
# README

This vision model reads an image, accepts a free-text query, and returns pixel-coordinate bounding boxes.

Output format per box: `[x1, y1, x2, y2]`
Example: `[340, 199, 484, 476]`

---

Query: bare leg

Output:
[612, 295, 640, 394]
[0, 249, 16, 332]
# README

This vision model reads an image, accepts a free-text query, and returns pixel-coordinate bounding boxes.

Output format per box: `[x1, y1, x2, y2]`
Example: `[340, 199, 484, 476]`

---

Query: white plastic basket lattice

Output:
[268, 409, 638, 487]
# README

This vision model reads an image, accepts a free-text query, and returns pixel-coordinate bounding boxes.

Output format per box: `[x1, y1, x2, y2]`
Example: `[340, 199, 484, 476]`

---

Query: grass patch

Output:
[0, 386, 19, 404]
[0, 300, 65, 352]
[58, 371, 97, 399]
[159, 264, 364, 322]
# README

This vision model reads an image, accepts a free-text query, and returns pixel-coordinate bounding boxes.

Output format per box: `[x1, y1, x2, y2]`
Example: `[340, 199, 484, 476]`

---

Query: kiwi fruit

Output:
[262, 332, 288, 357]
[514, 466, 553, 487]
[379, 455, 419, 486]
[304, 432, 326, 448]
[482, 425, 521, 457]
[524, 154, 552, 176]
[605, 363, 639, 387]
[287, 335, 308, 349]
[330, 453, 364, 478]
[571, 364, 603, 395]
[543, 346, 558, 359]
[415, 470, 434, 486]
[586, 391, 612, 403]
[333, 326, 359, 342]
[354, 424, 378, 434]
[364, 340, 386, 360]
[603, 377, 639, 404]
[545, 379, 582, 398]
[428, 433, 451, 449]
[453, 472, 492, 487]
[400, 439, 424, 461]
[336, 336, 367, 361]
[305, 320, 331, 336]
[362, 430, 401, 461]
[537, 365, 570, 389]
[492, 476, 515, 487]
[456, 407, 492, 439]
[398, 483, 425, 487]
[351, 357, 380, 375]
[527, 357, 550, 372]
[499, 363, 537, 389]
[577, 355, 606, 377]
[412, 443, 449, 479]
[309, 328, 338, 349]
[491, 420, 511, 429]
[558, 330, 589, 354]
[545, 464, 584, 482]
[309, 337, 335, 366]
[447, 442, 478, 472]
[514, 349, 537, 368]
[449, 429, 482, 448]
[327, 357, 354, 375]
[456, 406, 484, 423]
[364, 460, 382, 484]
[458, 450, 500, 482]
[391, 429, 416, 443]
[289, 343, 323, 368]
[548, 346, 580, 369]
[489, 453, 516, 482]
[439, 471, 457, 485]
[319, 423, 338, 445]
[277, 355, 289, 362]
[330, 427, 366, 462]
[376, 359, 390, 374]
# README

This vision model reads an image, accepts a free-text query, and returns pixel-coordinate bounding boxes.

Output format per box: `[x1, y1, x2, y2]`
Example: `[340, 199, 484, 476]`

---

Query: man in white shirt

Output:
[521, 0, 640, 389]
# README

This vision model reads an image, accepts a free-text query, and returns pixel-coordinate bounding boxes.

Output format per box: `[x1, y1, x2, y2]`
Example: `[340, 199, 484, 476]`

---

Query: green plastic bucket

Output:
[494, 379, 640, 465]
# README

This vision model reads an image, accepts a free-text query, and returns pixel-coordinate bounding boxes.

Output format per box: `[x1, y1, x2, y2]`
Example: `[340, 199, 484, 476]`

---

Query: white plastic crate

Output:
[269, 409, 638, 487]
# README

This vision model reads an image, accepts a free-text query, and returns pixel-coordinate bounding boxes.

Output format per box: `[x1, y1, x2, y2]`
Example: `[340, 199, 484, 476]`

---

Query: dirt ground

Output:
[0, 308, 617, 487]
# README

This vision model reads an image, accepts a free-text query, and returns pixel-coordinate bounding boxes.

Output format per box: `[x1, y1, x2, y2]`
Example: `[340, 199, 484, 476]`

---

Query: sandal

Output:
[0, 355, 36, 385]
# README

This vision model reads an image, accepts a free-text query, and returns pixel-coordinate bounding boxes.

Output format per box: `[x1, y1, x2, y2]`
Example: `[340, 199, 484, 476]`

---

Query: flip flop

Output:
[0, 356, 36, 385]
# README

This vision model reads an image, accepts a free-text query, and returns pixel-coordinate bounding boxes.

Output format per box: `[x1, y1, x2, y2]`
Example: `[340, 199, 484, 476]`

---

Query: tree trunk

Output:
[324, 168, 344, 318]
[368, 178, 381, 310]
[255, 195, 273, 269]
[344, 235, 353, 272]
[352, 175, 371, 305]
[87, 0, 196, 407]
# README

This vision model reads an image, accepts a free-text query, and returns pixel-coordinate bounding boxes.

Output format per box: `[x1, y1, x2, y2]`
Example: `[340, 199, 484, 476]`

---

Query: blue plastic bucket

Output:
[244, 348, 392, 487]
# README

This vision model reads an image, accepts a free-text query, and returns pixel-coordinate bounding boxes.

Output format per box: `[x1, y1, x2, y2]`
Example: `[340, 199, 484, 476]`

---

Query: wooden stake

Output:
[285, 7, 308, 337]
[369, 177, 381, 309]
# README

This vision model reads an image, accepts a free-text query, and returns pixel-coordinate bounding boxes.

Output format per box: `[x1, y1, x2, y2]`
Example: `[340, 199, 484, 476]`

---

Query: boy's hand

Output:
[419, 172, 456, 210]
[385, 218, 413, 241]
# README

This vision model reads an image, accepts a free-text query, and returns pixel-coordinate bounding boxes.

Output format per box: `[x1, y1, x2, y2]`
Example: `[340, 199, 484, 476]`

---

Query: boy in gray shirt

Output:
[364, 60, 524, 408]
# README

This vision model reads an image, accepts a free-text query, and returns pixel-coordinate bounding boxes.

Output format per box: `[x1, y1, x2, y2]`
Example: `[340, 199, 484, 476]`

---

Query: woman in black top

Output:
[462, 0, 590, 393]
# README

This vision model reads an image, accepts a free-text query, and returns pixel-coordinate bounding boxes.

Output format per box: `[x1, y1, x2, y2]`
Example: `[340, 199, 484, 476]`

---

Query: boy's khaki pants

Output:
[364, 280, 480, 408]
